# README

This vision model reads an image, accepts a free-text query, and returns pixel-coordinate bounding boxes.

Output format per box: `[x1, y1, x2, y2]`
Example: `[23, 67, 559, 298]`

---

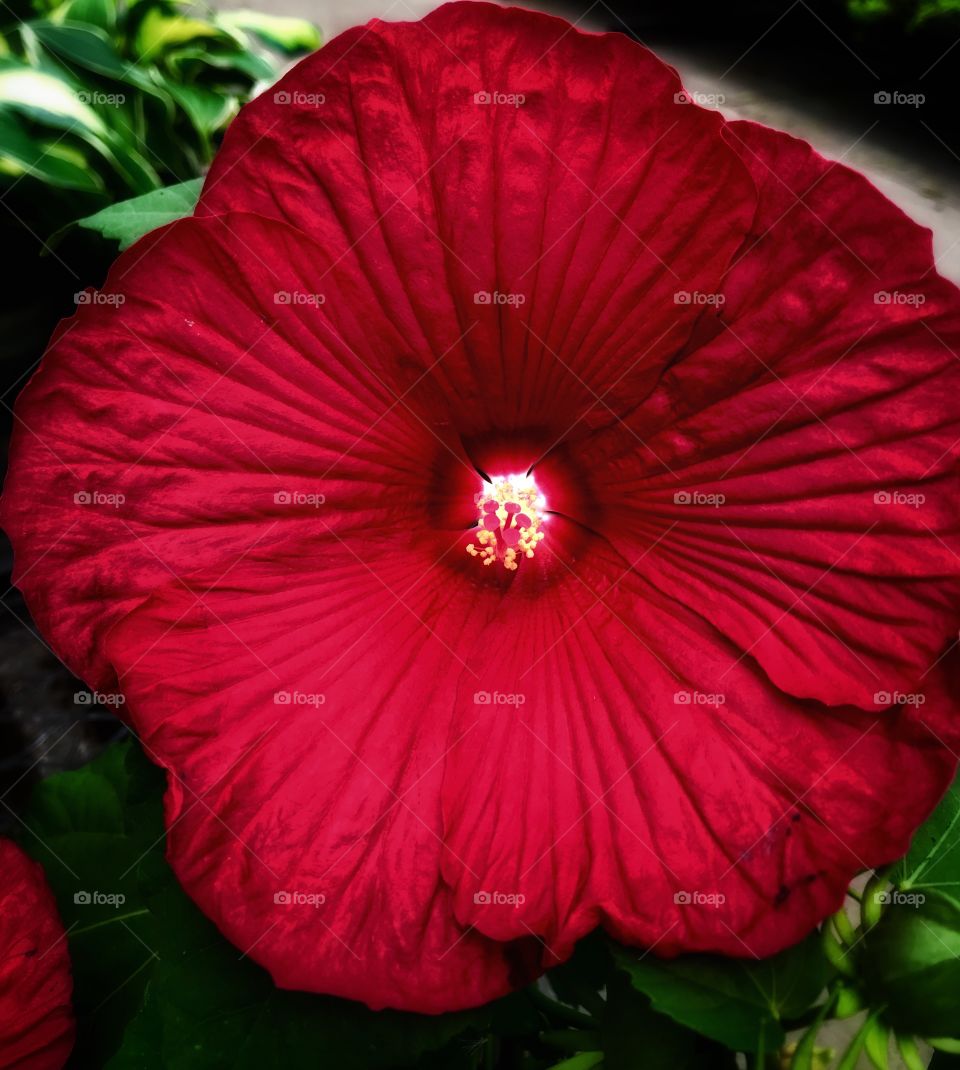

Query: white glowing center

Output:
[466, 473, 547, 571]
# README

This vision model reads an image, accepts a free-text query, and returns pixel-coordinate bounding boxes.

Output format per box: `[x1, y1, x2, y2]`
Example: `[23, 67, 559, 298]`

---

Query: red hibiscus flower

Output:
[0, 841, 74, 1068]
[3, 1, 960, 1013]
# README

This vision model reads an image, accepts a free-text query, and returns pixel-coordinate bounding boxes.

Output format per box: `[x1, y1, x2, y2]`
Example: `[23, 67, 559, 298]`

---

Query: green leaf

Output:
[612, 933, 828, 1053]
[163, 41, 274, 83]
[61, 0, 114, 31]
[76, 175, 200, 246]
[28, 20, 130, 79]
[134, 7, 227, 58]
[19, 739, 519, 1068]
[26, 20, 172, 102]
[217, 9, 320, 54]
[0, 56, 156, 193]
[601, 975, 734, 1070]
[862, 890, 960, 1038]
[897, 1033, 928, 1070]
[164, 80, 235, 136]
[863, 1016, 890, 1070]
[97, 132, 161, 193]
[890, 768, 960, 905]
[836, 1013, 882, 1070]
[0, 60, 107, 135]
[544, 1055, 603, 1070]
[20, 742, 166, 1065]
[0, 110, 103, 190]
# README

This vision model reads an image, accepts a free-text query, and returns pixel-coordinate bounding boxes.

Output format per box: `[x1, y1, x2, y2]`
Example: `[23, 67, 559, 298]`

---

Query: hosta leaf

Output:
[61, 0, 114, 31]
[162, 42, 274, 83]
[134, 7, 228, 58]
[217, 9, 320, 54]
[164, 80, 235, 136]
[0, 61, 107, 135]
[28, 20, 130, 79]
[0, 110, 103, 190]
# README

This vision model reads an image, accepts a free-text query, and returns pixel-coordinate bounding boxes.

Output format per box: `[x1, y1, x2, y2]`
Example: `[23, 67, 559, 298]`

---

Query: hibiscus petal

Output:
[0, 840, 74, 1069]
[1, 212, 478, 690]
[198, 1, 757, 458]
[586, 121, 960, 707]
[438, 533, 959, 963]
[103, 540, 528, 1012]
[3, 0, 960, 1018]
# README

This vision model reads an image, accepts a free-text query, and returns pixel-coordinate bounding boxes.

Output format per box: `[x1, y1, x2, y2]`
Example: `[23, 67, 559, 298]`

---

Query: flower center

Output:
[466, 473, 546, 571]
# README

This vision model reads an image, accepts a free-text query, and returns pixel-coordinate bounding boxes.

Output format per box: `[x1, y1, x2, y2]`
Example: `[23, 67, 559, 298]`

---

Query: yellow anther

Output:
[467, 473, 547, 572]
